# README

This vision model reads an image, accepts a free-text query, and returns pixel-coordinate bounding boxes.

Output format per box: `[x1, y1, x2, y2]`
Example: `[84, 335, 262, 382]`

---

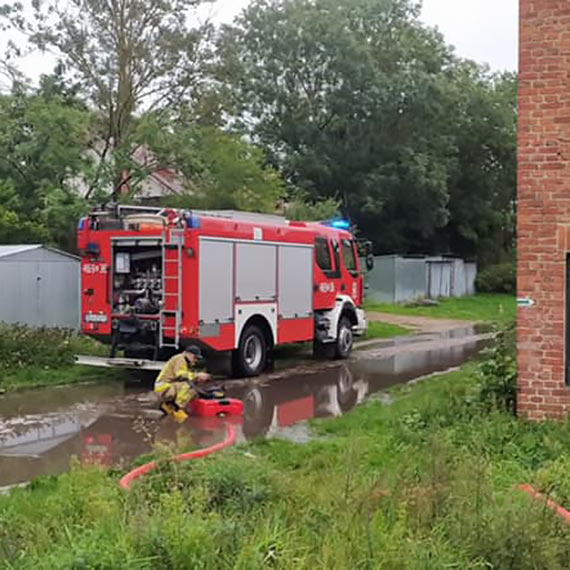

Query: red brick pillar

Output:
[518, 0, 570, 419]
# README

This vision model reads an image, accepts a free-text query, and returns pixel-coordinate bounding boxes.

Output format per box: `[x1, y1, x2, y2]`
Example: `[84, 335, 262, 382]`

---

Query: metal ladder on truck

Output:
[159, 228, 184, 352]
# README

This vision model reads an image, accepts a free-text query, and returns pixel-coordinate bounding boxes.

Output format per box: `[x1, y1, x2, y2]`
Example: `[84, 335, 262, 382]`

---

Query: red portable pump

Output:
[189, 398, 244, 417]
[188, 386, 244, 418]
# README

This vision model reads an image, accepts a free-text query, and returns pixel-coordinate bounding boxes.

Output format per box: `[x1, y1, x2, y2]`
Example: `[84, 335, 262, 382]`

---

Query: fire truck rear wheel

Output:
[233, 324, 268, 377]
[335, 317, 353, 359]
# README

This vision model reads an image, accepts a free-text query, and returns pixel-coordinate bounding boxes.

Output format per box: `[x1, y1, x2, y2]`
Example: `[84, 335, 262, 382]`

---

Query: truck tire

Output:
[232, 324, 268, 377]
[335, 316, 353, 359]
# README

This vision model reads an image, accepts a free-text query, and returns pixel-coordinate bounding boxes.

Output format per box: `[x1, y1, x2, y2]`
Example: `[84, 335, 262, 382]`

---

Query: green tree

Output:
[220, 0, 517, 261]
[155, 123, 285, 213]
[284, 191, 340, 221]
[0, 89, 91, 247]
[220, 0, 454, 249]
[2, 0, 214, 200]
[438, 68, 517, 263]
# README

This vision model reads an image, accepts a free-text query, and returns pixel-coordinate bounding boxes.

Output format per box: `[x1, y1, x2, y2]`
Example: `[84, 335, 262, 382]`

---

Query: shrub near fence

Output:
[0, 323, 106, 374]
[476, 262, 516, 294]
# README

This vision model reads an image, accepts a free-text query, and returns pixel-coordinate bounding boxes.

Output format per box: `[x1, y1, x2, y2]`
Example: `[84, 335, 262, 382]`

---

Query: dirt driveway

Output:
[367, 311, 475, 334]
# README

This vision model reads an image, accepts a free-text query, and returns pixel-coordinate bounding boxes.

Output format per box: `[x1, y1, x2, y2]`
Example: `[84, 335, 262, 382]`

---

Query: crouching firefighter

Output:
[154, 345, 211, 422]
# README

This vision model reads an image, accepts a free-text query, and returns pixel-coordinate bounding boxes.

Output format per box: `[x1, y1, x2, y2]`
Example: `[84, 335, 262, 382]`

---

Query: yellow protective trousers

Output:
[155, 381, 197, 408]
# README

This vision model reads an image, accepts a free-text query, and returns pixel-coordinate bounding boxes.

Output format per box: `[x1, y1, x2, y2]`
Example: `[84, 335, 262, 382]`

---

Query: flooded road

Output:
[0, 327, 487, 488]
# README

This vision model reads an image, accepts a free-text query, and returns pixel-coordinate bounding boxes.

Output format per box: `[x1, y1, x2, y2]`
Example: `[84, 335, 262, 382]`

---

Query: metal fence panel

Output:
[465, 262, 477, 296]
[394, 257, 426, 303]
[365, 256, 396, 303]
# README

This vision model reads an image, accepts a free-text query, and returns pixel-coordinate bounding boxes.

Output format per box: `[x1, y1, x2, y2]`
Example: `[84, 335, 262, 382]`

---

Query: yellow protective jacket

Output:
[154, 353, 196, 393]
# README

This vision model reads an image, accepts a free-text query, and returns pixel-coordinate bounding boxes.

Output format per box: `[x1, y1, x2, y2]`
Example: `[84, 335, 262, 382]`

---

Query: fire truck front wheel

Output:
[233, 324, 268, 378]
[335, 317, 354, 359]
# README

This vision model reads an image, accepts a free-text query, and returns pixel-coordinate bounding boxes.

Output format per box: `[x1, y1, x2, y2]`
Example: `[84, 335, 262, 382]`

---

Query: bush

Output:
[474, 324, 517, 415]
[0, 323, 107, 374]
[476, 261, 516, 294]
[535, 455, 570, 507]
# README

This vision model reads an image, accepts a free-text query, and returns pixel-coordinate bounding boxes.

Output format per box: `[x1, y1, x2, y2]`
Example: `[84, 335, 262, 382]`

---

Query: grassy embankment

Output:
[2, 337, 570, 569]
[366, 293, 516, 326]
[364, 320, 411, 339]
[0, 324, 123, 392]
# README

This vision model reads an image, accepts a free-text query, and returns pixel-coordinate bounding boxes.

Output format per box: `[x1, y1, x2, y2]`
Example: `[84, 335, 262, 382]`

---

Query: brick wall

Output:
[518, 1, 570, 419]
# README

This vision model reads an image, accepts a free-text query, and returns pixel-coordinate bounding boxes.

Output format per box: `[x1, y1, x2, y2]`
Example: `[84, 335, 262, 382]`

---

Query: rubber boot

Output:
[160, 402, 176, 416]
[172, 409, 189, 423]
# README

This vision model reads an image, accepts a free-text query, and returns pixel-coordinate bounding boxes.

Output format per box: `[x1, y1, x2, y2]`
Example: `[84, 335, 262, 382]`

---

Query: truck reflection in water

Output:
[226, 335, 484, 438]
[0, 334, 484, 487]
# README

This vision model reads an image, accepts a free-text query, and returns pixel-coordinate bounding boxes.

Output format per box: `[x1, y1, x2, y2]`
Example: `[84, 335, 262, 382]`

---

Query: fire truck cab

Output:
[78, 206, 367, 377]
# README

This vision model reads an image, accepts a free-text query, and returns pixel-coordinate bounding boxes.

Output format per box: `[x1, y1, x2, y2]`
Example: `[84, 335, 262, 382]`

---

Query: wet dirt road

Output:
[0, 325, 488, 488]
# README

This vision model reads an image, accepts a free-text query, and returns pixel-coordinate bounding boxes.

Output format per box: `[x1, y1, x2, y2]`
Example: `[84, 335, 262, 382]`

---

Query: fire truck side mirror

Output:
[357, 239, 374, 272]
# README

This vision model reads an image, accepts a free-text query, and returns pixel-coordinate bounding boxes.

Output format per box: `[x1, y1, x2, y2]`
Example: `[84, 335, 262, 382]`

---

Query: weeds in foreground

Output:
[3, 357, 570, 568]
[474, 324, 517, 415]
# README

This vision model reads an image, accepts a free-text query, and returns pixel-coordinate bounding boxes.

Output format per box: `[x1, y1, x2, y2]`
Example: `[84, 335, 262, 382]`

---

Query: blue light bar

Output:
[186, 213, 201, 229]
[327, 219, 350, 230]
[78, 217, 86, 231]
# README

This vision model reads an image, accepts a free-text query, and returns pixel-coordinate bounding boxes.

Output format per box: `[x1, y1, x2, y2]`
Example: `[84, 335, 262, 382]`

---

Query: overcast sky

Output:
[204, 0, 519, 70]
[2, 0, 519, 86]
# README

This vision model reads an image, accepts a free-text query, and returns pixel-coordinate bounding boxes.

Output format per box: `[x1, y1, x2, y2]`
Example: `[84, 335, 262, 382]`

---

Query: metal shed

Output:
[365, 255, 427, 303]
[0, 245, 80, 329]
[365, 254, 477, 304]
[426, 257, 477, 299]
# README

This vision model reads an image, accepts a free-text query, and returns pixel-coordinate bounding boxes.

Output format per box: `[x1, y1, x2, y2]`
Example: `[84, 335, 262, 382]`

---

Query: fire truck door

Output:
[314, 237, 341, 309]
[340, 239, 361, 305]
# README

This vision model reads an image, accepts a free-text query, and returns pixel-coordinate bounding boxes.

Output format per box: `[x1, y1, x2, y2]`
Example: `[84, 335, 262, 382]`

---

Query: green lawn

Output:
[3, 355, 570, 569]
[1, 365, 127, 392]
[365, 293, 516, 325]
[364, 320, 411, 339]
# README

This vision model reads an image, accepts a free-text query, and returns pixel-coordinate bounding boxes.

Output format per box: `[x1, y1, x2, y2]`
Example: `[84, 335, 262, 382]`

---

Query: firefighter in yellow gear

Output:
[154, 345, 210, 422]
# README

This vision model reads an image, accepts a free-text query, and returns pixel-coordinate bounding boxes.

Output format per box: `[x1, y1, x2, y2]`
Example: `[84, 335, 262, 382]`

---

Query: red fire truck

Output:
[78, 206, 367, 377]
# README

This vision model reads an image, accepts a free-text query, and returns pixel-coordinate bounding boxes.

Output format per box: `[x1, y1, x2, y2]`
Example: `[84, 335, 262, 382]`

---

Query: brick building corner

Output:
[518, 0, 570, 419]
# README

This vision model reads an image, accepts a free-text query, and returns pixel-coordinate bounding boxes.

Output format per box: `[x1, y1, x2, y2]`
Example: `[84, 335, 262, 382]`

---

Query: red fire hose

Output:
[119, 423, 237, 491]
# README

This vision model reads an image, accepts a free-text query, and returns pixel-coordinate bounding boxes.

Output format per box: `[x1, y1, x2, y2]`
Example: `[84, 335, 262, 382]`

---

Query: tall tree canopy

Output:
[0, 82, 288, 248]
[0, 0, 517, 263]
[218, 0, 517, 261]
[2, 0, 215, 199]
[0, 86, 91, 248]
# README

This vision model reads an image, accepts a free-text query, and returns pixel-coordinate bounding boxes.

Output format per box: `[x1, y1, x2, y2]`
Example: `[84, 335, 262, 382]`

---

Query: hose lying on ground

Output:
[119, 423, 237, 490]
[519, 484, 570, 524]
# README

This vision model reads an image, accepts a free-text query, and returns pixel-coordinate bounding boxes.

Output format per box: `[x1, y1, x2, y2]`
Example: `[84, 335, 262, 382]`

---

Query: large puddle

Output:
[0, 330, 486, 487]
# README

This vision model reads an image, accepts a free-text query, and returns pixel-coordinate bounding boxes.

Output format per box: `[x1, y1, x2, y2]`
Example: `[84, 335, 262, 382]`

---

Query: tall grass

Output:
[3, 355, 570, 568]
[0, 323, 118, 391]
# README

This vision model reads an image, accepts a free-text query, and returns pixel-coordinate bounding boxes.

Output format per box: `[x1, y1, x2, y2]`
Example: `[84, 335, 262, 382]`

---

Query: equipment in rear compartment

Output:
[113, 247, 163, 315]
